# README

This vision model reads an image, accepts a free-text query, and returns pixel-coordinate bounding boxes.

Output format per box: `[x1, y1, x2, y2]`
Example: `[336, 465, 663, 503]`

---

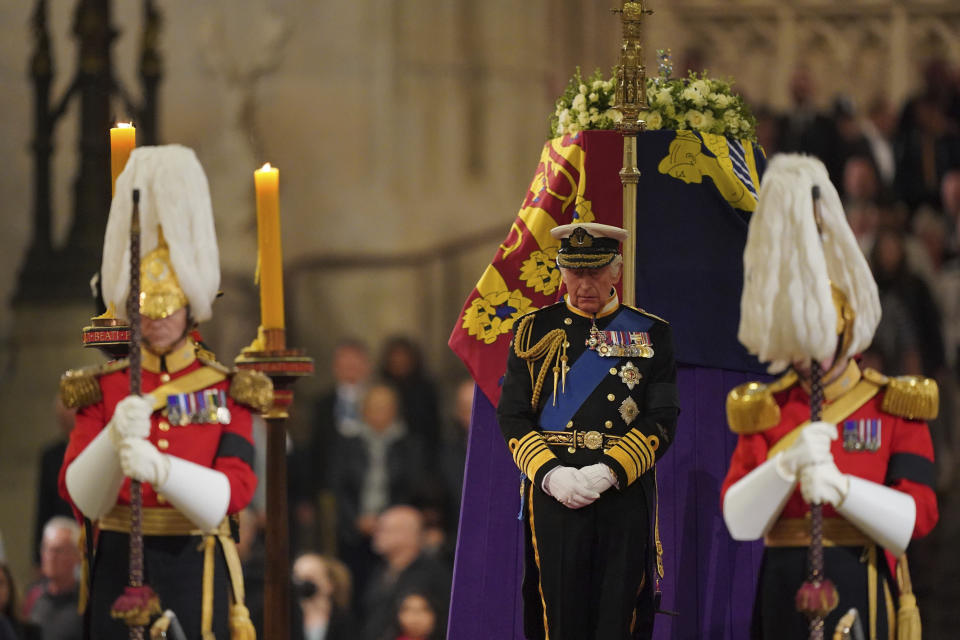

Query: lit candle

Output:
[110, 122, 136, 196]
[254, 163, 285, 329]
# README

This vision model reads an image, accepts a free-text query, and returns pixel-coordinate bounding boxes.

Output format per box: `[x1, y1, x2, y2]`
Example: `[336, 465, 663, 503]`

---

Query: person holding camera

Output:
[293, 553, 358, 640]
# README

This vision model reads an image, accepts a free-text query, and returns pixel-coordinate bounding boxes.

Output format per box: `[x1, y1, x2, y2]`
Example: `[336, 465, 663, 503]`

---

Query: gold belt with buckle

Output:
[99, 505, 230, 536]
[541, 429, 621, 452]
[764, 517, 871, 548]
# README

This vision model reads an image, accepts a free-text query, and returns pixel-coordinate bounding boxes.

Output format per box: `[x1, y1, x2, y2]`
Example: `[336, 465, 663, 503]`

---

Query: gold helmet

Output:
[139, 229, 188, 319]
[831, 283, 856, 361]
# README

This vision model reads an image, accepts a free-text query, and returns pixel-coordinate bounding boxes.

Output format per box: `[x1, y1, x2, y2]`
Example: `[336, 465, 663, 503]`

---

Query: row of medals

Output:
[165, 389, 232, 426]
[586, 325, 654, 359]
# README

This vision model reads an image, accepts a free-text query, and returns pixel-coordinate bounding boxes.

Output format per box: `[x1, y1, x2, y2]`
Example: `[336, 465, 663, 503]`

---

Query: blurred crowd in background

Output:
[3, 56, 960, 640]
[754, 59, 960, 493]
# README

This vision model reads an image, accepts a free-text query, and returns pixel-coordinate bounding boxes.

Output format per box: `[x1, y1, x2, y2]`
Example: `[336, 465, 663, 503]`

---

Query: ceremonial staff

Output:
[796, 186, 838, 640]
[111, 189, 162, 639]
[614, 0, 652, 306]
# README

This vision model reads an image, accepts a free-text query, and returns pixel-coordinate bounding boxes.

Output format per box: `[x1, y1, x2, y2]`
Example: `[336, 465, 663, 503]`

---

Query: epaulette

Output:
[59, 359, 129, 409]
[228, 368, 274, 413]
[726, 370, 799, 434]
[625, 305, 670, 325]
[863, 368, 939, 421]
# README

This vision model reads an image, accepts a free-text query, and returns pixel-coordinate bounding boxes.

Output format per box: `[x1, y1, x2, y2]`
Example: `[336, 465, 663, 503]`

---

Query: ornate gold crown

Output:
[140, 228, 188, 319]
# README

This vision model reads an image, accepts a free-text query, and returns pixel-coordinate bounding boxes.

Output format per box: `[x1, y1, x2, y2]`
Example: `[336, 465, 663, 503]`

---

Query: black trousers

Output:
[89, 531, 229, 640]
[752, 545, 893, 640]
[523, 478, 653, 640]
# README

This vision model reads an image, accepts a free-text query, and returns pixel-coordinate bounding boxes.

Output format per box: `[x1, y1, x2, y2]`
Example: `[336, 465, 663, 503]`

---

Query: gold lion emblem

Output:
[461, 290, 534, 344]
[657, 130, 755, 212]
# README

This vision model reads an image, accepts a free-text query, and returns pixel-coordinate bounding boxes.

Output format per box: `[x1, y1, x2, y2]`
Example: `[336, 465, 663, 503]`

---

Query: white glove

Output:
[157, 457, 231, 531]
[837, 476, 916, 557]
[65, 428, 125, 519]
[108, 395, 153, 447]
[800, 459, 849, 506]
[580, 463, 617, 494]
[723, 456, 796, 540]
[543, 466, 600, 509]
[119, 439, 170, 486]
[776, 421, 837, 481]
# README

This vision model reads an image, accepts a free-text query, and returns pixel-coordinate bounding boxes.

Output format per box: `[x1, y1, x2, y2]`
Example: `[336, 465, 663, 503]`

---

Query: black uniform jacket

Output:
[496, 298, 680, 490]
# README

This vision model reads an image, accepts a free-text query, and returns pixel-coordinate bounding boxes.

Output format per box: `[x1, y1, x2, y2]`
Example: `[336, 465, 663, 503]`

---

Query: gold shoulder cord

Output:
[513, 314, 568, 409]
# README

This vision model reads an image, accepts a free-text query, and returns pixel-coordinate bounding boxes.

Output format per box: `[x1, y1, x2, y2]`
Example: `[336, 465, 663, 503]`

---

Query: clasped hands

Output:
[543, 463, 617, 509]
[109, 395, 170, 486]
[778, 421, 850, 507]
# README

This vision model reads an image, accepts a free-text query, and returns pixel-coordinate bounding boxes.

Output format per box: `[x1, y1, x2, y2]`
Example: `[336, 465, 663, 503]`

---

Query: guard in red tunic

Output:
[720, 155, 938, 640]
[58, 145, 272, 639]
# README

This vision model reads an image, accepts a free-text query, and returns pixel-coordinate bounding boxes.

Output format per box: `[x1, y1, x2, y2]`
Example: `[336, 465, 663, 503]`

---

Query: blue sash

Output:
[539, 309, 653, 429]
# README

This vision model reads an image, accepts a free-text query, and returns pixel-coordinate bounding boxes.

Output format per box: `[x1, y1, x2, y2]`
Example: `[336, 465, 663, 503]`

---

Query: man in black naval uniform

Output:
[497, 222, 679, 640]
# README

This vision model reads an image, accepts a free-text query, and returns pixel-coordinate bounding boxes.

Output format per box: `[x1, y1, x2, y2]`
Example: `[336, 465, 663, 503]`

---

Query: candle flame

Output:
[259, 162, 273, 171]
[116, 122, 134, 128]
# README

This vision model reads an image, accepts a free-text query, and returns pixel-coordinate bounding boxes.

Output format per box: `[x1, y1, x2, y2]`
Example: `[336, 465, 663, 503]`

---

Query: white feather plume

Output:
[739, 154, 880, 372]
[101, 145, 221, 322]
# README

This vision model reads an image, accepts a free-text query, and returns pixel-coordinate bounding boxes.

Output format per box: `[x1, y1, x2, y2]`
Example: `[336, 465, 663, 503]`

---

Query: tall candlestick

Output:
[254, 163, 285, 330]
[110, 122, 136, 196]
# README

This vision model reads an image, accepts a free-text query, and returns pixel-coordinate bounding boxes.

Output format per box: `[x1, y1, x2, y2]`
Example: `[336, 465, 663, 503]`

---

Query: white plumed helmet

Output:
[738, 154, 880, 373]
[100, 145, 221, 323]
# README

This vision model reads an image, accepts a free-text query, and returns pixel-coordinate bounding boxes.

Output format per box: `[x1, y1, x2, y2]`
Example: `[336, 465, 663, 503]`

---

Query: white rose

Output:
[681, 86, 706, 107]
[572, 94, 587, 111]
[723, 109, 739, 129]
[691, 79, 710, 96]
[590, 112, 600, 124]
[604, 108, 623, 123]
[603, 80, 614, 91]
[589, 106, 599, 115]
[645, 111, 663, 130]
[579, 84, 588, 95]
[578, 111, 591, 127]
[559, 109, 572, 126]
[655, 88, 673, 105]
[711, 93, 732, 109]
[592, 80, 605, 91]
[589, 92, 599, 103]
[686, 110, 707, 129]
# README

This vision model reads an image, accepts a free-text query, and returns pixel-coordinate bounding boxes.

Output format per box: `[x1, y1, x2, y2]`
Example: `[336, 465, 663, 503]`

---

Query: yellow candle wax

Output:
[254, 163, 285, 329]
[110, 122, 136, 196]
